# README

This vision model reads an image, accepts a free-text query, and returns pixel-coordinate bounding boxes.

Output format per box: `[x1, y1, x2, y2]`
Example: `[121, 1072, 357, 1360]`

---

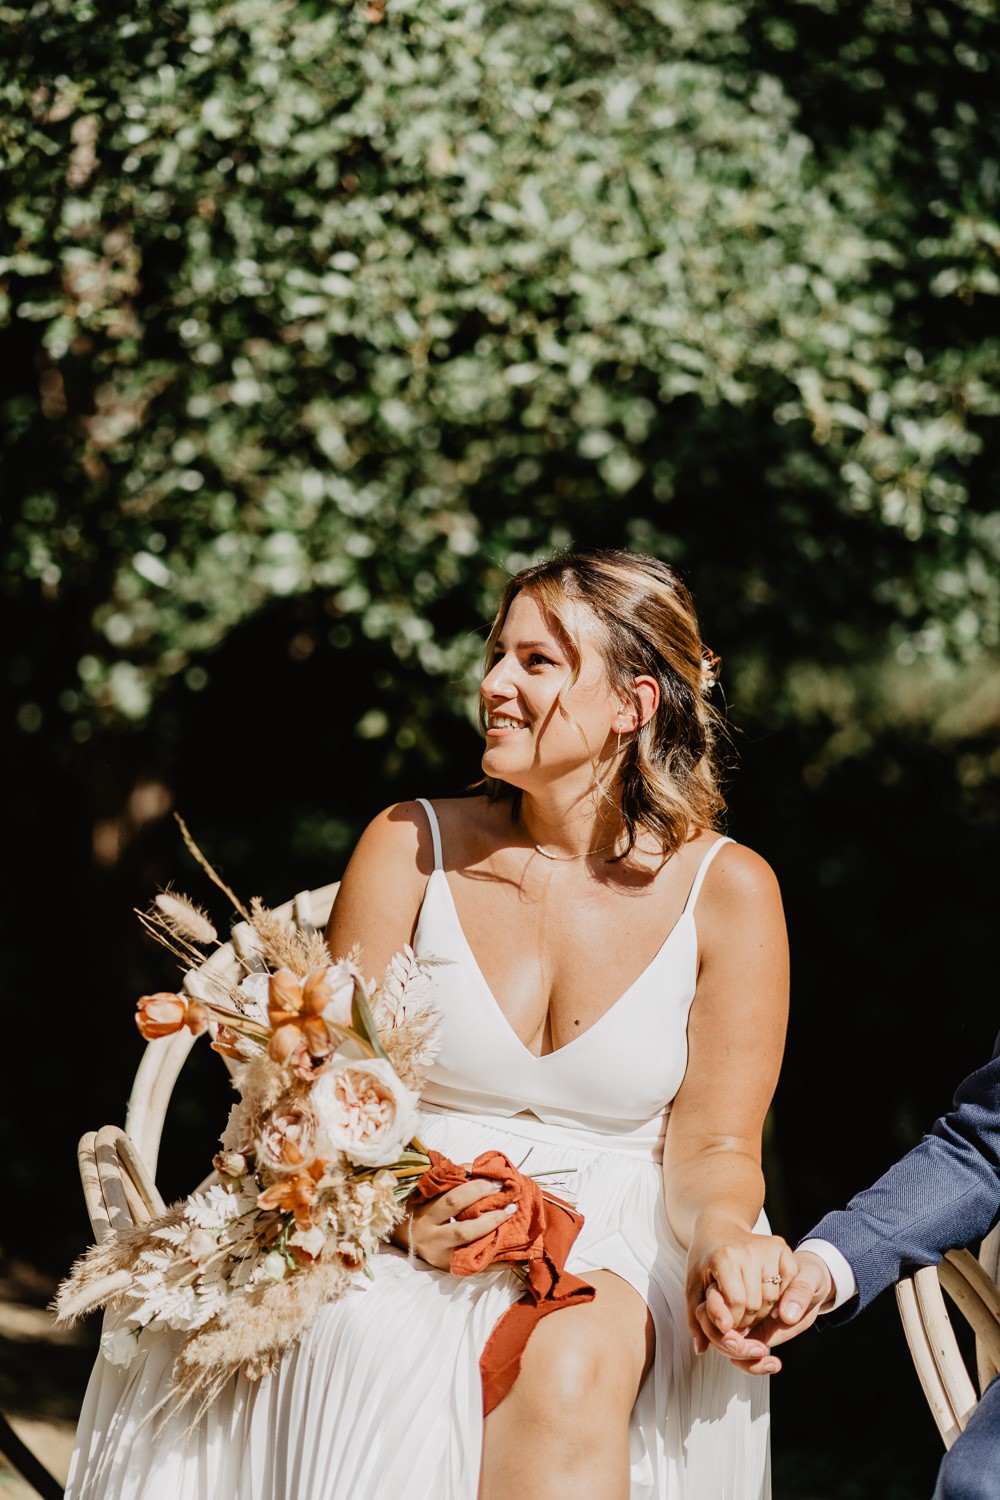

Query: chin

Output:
[481, 750, 524, 789]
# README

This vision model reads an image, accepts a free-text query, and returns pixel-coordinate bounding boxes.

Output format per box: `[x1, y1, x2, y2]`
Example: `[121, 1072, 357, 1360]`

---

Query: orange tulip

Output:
[184, 1001, 210, 1038]
[266, 968, 337, 1064]
[257, 1159, 326, 1230]
[136, 993, 187, 1040]
[211, 1025, 245, 1060]
[136, 993, 210, 1041]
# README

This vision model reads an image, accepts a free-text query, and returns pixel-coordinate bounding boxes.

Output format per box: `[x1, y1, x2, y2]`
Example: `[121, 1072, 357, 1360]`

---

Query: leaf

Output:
[351, 985, 391, 1062]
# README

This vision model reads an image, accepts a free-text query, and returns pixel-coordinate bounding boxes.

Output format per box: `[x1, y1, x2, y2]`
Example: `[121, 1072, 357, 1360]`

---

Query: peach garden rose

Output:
[311, 1057, 421, 1168]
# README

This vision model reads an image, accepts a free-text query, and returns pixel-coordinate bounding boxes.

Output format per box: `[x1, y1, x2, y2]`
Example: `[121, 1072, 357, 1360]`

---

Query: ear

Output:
[618, 676, 659, 732]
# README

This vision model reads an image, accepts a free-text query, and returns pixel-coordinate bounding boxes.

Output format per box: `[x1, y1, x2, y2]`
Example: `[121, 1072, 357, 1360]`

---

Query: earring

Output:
[616, 707, 629, 757]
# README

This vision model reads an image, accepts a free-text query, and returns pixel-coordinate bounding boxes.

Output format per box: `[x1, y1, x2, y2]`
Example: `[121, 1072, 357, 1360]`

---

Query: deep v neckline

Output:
[429, 869, 694, 1062]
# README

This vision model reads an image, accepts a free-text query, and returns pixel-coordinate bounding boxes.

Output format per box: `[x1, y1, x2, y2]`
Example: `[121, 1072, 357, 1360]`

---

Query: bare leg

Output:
[479, 1271, 655, 1500]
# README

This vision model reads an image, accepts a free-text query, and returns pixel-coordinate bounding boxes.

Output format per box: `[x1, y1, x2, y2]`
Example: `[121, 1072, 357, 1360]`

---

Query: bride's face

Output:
[480, 590, 622, 790]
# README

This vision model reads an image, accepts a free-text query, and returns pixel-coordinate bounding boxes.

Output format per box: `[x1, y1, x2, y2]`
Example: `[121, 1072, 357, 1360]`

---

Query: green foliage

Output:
[2, 0, 998, 756]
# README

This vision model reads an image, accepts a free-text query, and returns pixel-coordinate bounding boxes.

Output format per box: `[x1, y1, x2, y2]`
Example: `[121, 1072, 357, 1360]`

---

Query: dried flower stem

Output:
[135, 910, 212, 972]
[175, 814, 252, 924]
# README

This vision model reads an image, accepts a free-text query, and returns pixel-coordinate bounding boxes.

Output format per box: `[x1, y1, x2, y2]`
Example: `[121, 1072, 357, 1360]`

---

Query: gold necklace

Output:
[533, 838, 618, 861]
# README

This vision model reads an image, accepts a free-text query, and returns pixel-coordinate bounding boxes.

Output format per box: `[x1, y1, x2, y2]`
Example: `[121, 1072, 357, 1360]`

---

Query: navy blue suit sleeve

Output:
[802, 1031, 1000, 1322]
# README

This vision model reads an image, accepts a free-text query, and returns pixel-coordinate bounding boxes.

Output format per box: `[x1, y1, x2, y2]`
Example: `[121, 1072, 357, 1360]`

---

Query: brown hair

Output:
[480, 549, 726, 857]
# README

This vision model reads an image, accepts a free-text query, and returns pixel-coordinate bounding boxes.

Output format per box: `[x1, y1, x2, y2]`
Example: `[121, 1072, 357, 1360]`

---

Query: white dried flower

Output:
[237, 972, 271, 1025]
[101, 1324, 142, 1367]
[289, 1226, 326, 1259]
[259, 1251, 287, 1283]
[213, 1150, 247, 1177]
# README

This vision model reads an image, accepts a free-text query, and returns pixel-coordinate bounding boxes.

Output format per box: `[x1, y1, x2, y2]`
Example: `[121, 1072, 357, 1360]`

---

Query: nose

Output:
[481, 653, 516, 702]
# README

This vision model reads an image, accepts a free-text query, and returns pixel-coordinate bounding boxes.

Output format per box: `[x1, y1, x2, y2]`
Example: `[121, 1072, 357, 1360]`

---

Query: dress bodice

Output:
[412, 799, 732, 1156]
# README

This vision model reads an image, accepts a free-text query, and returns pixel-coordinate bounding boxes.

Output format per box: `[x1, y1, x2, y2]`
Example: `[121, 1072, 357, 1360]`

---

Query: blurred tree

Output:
[3, 0, 998, 764]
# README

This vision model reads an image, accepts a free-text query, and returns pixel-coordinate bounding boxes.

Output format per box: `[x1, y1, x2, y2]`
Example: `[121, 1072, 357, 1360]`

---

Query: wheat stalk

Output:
[174, 814, 252, 924]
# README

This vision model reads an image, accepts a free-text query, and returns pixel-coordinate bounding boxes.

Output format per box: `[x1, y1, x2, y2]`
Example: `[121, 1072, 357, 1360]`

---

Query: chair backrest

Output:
[124, 882, 339, 1181]
[77, 1125, 166, 1244]
[895, 1242, 1000, 1450]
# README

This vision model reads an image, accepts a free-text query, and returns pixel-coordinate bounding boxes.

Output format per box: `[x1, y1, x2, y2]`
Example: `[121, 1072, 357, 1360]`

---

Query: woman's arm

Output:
[662, 844, 792, 1344]
[323, 801, 432, 978]
[324, 799, 513, 1265]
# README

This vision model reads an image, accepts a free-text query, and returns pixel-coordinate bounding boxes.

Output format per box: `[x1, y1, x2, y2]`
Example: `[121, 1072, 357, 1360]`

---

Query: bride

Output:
[68, 548, 790, 1500]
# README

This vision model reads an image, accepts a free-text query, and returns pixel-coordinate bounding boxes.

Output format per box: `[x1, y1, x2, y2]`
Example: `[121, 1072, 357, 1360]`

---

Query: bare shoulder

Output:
[700, 840, 783, 912]
[695, 837, 788, 964]
[347, 800, 437, 876]
[325, 801, 436, 963]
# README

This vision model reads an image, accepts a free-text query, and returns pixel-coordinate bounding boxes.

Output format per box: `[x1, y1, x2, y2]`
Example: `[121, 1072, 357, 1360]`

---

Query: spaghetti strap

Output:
[681, 835, 734, 916]
[415, 797, 443, 872]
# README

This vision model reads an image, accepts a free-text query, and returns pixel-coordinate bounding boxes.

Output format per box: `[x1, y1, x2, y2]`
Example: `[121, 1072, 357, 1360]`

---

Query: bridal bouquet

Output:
[55, 820, 442, 1408]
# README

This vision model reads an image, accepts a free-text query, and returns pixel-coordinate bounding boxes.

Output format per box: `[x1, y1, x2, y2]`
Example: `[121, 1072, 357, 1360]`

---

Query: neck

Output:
[518, 786, 624, 860]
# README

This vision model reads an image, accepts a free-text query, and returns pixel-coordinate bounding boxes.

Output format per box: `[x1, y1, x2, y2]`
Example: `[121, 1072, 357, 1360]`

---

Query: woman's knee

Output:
[512, 1311, 647, 1427]
[525, 1323, 610, 1411]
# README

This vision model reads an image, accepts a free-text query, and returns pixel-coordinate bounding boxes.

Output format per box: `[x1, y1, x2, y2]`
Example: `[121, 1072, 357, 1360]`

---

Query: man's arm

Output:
[698, 1031, 1000, 1371]
[806, 1030, 1000, 1322]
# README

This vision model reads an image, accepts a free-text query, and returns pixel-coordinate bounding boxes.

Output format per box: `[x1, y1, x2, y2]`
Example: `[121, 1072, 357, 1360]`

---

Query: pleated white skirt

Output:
[67, 1108, 769, 1500]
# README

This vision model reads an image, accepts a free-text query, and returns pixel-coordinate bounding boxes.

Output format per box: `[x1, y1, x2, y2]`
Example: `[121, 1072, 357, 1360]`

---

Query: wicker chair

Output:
[895, 1225, 1000, 1450]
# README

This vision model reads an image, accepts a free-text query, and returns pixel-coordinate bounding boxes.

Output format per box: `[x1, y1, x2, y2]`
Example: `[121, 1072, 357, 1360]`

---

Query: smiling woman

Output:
[65, 549, 789, 1500]
[479, 552, 726, 862]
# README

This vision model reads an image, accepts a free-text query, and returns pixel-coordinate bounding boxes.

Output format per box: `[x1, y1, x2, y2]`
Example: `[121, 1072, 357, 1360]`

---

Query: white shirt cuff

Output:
[797, 1239, 858, 1313]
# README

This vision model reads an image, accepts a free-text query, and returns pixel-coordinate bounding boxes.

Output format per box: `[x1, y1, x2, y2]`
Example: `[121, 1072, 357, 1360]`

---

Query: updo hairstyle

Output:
[480, 549, 726, 858]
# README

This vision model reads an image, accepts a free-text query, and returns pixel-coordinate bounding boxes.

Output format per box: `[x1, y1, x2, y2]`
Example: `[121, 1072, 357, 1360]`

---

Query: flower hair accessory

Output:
[701, 649, 721, 693]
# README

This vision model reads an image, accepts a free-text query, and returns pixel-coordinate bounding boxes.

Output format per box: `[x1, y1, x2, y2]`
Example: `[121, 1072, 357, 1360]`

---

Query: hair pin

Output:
[701, 650, 721, 692]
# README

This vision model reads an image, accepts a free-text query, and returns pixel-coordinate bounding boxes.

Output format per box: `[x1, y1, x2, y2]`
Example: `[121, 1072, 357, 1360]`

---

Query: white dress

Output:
[67, 801, 770, 1500]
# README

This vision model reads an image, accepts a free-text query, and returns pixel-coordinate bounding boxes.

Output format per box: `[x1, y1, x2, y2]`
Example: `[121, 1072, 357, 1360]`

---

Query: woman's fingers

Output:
[421, 1177, 502, 1225]
[702, 1254, 749, 1330]
[405, 1177, 518, 1267]
[450, 1206, 516, 1243]
[704, 1282, 736, 1335]
[694, 1301, 773, 1366]
[698, 1236, 798, 1334]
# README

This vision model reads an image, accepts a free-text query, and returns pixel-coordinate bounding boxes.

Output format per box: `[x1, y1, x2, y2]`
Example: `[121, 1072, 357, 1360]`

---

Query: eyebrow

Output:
[493, 638, 558, 653]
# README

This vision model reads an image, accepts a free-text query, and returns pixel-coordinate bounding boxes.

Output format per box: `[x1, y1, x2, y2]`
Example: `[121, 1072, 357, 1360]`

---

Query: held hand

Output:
[752, 1251, 835, 1346]
[395, 1169, 516, 1271]
[686, 1227, 798, 1373]
[694, 1249, 836, 1374]
[687, 1227, 799, 1338]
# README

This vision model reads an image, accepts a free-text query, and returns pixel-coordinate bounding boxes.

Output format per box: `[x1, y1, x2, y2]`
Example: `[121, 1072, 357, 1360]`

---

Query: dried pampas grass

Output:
[171, 1260, 351, 1411]
[377, 1010, 442, 1091]
[54, 1210, 186, 1326]
[371, 947, 445, 1088]
[174, 814, 251, 924]
[154, 891, 218, 946]
[247, 897, 331, 978]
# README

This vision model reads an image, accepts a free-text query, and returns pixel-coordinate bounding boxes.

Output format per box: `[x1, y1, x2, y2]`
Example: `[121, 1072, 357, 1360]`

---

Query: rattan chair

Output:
[895, 1223, 1000, 1450]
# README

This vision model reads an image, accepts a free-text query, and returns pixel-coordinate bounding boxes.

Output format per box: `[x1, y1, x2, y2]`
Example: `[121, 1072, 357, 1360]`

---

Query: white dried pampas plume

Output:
[154, 891, 218, 946]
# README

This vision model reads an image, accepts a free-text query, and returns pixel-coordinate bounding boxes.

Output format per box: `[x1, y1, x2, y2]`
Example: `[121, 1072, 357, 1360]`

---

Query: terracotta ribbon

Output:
[409, 1149, 596, 1413]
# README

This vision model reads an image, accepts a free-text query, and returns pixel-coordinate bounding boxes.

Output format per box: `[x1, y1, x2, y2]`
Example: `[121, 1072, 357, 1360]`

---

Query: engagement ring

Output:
[763, 1275, 782, 1285]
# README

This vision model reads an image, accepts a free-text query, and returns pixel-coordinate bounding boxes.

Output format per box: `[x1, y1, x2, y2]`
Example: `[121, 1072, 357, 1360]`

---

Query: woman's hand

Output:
[393, 1170, 517, 1271]
[686, 1221, 799, 1368]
